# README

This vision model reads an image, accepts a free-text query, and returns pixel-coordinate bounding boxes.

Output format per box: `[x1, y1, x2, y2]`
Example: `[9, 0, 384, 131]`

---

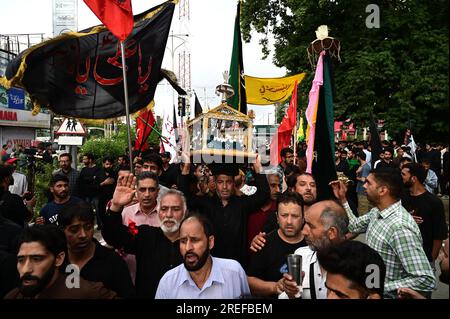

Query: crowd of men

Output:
[0, 138, 448, 299]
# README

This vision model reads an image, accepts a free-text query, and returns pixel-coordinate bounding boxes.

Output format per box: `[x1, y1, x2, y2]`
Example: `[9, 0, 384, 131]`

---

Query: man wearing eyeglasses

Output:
[121, 172, 161, 227]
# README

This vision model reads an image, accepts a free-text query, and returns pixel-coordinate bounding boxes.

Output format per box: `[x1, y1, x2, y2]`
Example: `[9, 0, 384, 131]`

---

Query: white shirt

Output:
[9, 171, 28, 196]
[155, 257, 250, 299]
[279, 246, 327, 299]
[363, 149, 372, 164]
[424, 169, 438, 194]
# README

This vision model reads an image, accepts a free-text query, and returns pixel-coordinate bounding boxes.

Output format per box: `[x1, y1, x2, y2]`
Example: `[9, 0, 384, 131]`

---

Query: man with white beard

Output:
[102, 173, 187, 298]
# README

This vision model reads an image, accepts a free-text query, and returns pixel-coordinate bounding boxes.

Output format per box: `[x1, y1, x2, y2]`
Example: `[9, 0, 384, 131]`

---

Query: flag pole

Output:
[293, 81, 298, 164]
[137, 116, 179, 150]
[120, 41, 134, 174]
[294, 112, 298, 163]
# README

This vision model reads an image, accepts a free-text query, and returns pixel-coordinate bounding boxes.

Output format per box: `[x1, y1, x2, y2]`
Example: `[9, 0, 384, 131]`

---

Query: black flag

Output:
[369, 113, 383, 168]
[1, 2, 175, 119]
[194, 92, 203, 117]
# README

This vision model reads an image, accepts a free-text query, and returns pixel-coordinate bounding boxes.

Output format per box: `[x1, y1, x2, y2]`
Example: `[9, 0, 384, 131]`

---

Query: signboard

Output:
[57, 135, 83, 146]
[8, 88, 25, 110]
[0, 106, 50, 128]
[53, 0, 78, 36]
[55, 118, 86, 135]
[1, 127, 35, 152]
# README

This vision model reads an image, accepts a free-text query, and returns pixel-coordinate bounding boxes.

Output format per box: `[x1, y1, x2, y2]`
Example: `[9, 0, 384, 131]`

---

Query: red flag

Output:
[134, 109, 155, 152]
[270, 81, 298, 166]
[84, 0, 133, 42]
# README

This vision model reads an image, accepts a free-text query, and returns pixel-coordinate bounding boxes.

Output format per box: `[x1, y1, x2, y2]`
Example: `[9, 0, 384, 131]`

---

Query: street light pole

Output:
[166, 31, 189, 126]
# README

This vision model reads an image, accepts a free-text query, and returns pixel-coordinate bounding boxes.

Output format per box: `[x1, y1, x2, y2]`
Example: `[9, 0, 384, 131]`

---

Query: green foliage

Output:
[241, 0, 449, 142]
[148, 117, 163, 146]
[33, 162, 55, 217]
[275, 101, 289, 124]
[80, 124, 132, 164]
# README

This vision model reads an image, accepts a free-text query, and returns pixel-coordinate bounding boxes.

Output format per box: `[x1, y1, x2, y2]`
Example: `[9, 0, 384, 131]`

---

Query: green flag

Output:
[227, 2, 247, 114]
[312, 53, 337, 200]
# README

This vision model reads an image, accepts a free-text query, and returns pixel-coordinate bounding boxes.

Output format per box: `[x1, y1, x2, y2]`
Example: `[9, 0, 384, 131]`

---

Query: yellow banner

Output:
[245, 73, 306, 105]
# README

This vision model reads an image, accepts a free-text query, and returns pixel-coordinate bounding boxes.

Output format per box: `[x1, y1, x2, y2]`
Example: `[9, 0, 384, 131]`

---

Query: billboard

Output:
[53, 0, 78, 36]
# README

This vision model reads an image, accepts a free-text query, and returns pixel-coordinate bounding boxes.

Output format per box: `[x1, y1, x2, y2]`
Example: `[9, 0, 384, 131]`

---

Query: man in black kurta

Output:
[101, 173, 184, 298]
[179, 157, 269, 269]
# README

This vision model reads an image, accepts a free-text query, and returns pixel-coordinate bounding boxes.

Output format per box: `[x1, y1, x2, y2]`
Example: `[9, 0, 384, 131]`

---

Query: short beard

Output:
[160, 218, 180, 234]
[19, 267, 55, 298]
[184, 245, 210, 272]
[280, 227, 301, 239]
[308, 235, 331, 252]
[403, 179, 413, 188]
[55, 192, 69, 201]
[367, 193, 379, 207]
[303, 197, 316, 206]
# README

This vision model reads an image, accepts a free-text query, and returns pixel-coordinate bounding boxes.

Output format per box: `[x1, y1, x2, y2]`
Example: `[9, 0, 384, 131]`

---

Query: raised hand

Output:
[110, 173, 136, 213]
[253, 154, 262, 174]
[249, 232, 266, 252]
[329, 180, 348, 203]
[35, 216, 45, 225]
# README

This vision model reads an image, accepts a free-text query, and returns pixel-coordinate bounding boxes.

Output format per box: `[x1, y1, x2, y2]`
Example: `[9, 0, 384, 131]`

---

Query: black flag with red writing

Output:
[2, 1, 174, 119]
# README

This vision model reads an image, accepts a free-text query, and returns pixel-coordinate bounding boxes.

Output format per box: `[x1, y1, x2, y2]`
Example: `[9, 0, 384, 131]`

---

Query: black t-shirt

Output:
[97, 168, 117, 201]
[0, 250, 19, 298]
[63, 240, 135, 298]
[102, 212, 182, 298]
[159, 163, 178, 188]
[78, 165, 102, 198]
[0, 191, 31, 227]
[247, 230, 307, 299]
[401, 191, 448, 261]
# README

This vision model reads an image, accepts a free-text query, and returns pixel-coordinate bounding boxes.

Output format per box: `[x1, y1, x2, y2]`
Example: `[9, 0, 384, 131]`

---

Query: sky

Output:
[0, 0, 287, 124]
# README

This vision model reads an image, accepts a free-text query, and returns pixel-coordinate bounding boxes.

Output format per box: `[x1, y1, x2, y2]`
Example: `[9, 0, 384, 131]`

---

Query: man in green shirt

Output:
[330, 167, 435, 299]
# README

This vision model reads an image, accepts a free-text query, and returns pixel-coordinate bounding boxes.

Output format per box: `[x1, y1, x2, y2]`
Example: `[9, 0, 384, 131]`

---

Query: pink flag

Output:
[305, 52, 325, 173]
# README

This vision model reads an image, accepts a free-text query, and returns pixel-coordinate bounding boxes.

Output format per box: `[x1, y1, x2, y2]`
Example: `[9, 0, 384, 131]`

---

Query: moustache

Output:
[185, 252, 199, 260]
[20, 274, 40, 283]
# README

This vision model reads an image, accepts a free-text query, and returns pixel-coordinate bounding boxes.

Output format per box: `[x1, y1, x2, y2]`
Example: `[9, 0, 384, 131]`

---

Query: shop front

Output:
[0, 86, 51, 154]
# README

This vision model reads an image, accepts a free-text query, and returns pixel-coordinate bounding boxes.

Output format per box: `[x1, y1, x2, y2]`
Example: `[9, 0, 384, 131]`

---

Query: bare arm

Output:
[248, 276, 283, 297]
[432, 239, 443, 263]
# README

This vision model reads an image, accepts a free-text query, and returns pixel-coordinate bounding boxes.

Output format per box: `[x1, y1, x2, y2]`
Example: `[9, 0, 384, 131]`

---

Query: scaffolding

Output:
[0, 33, 45, 77]
[0, 33, 45, 56]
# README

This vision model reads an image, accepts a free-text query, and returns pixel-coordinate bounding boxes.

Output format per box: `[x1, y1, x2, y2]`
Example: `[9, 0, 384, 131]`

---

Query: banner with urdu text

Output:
[245, 73, 306, 105]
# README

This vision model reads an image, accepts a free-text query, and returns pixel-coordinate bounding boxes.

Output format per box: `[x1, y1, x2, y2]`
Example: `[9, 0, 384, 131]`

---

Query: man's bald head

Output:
[308, 200, 349, 239]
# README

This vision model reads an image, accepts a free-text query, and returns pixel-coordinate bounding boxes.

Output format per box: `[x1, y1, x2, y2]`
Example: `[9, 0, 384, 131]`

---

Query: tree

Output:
[80, 124, 131, 165]
[241, 0, 449, 142]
